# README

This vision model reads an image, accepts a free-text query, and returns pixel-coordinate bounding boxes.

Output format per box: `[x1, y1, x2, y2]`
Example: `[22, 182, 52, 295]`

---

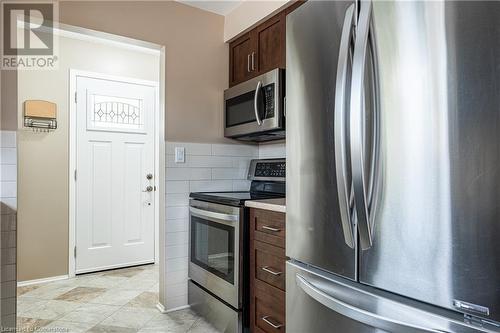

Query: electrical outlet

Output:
[175, 147, 185, 163]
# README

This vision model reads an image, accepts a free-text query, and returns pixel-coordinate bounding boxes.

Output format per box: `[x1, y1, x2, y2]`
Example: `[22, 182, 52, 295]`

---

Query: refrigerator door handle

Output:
[350, 0, 380, 250]
[295, 274, 449, 333]
[334, 3, 356, 249]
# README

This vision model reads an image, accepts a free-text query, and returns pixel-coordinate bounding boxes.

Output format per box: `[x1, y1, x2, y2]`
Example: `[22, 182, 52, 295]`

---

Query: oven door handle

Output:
[189, 206, 239, 222]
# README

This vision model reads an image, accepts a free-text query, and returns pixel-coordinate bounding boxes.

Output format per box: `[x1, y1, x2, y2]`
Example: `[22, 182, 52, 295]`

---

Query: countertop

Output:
[245, 198, 286, 213]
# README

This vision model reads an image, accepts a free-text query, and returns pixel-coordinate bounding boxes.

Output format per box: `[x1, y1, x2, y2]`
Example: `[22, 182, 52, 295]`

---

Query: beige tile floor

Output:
[17, 264, 218, 333]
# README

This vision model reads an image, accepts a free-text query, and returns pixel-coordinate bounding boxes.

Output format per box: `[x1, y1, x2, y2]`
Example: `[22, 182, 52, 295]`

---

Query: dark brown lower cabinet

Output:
[250, 208, 286, 333]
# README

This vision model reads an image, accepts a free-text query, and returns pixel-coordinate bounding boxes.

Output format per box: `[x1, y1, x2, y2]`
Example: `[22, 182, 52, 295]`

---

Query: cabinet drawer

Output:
[251, 209, 285, 248]
[254, 241, 286, 291]
[254, 280, 285, 333]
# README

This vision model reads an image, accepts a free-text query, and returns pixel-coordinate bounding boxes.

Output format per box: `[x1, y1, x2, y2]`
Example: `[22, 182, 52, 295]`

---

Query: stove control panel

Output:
[249, 159, 286, 180]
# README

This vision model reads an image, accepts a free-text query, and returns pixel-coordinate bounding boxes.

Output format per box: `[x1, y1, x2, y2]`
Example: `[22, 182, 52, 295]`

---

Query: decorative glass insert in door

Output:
[88, 94, 145, 133]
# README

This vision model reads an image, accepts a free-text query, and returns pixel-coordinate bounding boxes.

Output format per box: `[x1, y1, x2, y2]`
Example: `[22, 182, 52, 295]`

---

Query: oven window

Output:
[225, 90, 257, 127]
[191, 216, 235, 284]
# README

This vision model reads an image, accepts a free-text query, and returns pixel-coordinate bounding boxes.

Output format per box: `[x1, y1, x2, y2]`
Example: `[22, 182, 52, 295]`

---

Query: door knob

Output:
[146, 173, 153, 180]
[143, 186, 154, 192]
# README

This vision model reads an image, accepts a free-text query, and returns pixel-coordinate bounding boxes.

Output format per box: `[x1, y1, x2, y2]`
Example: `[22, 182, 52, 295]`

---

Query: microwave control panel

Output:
[254, 161, 285, 178]
[263, 84, 275, 119]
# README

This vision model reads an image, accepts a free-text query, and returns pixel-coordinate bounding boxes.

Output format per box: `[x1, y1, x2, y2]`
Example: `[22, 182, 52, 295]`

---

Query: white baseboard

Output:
[165, 304, 190, 313]
[156, 302, 167, 313]
[156, 302, 190, 314]
[17, 275, 69, 287]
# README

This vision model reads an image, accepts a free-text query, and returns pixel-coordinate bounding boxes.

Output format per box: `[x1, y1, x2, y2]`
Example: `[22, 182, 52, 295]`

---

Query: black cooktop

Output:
[189, 159, 286, 207]
[190, 191, 284, 207]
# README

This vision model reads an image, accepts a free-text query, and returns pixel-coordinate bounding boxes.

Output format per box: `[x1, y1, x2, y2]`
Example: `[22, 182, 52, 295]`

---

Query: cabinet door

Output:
[254, 13, 286, 74]
[229, 33, 254, 86]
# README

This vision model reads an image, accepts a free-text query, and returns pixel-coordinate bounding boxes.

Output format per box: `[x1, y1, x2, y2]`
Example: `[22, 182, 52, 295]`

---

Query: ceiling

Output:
[176, 0, 244, 16]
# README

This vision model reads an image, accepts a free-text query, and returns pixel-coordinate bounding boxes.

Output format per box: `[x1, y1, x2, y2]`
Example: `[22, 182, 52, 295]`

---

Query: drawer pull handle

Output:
[262, 266, 282, 276]
[262, 316, 283, 329]
[262, 225, 280, 232]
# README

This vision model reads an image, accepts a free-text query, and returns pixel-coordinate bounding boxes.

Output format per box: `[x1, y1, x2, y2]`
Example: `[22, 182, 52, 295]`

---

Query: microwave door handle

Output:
[254, 81, 263, 126]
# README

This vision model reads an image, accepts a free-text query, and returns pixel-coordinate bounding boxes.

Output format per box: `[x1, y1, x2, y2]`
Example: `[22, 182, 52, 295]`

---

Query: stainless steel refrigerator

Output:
[286, 1, 500, 332]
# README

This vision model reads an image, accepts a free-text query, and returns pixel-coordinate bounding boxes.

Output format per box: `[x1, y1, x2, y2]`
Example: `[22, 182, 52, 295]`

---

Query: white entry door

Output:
[75, 74, 156, 274]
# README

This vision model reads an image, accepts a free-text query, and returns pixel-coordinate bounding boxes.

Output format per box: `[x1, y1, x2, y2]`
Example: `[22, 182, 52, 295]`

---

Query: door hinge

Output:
[74, 92, 77, 103]
[74, 169, 77, 181]
[74, 246, 77, 258]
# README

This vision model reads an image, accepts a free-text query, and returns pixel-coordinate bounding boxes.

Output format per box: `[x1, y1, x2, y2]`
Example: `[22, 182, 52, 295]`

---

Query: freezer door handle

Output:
[349, 0, 381, 250]
[334, 3, 356, 249]
[295, 274, 449, 333]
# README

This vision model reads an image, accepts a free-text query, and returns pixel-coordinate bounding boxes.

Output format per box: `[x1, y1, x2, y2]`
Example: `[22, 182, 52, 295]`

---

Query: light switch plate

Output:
[175, 147, 185, 163]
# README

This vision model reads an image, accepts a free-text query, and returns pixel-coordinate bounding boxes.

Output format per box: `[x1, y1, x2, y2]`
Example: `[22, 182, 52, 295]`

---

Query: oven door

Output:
[224, 68, 284, 138]
[189, 200, 242, 309]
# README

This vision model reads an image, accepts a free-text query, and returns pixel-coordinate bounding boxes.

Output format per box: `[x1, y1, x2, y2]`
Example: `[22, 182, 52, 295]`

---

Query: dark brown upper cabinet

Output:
[254, 13, 286, 75]
[229, 32, 255, 86]
[228, 1, 304, 87]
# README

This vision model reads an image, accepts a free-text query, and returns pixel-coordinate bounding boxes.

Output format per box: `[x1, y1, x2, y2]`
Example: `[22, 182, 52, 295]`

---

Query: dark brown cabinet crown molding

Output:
[228, 1, 305, 87]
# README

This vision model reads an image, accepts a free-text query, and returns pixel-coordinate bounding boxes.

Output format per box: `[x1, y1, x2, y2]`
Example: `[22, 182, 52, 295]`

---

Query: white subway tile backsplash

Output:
[0, 148, 16, 165]
[165, 193, 189, 207]
[0, 281, 15, 298]
[165, 218, 188, 233]
[189, 168, 211, 180]
[165, 168, 191, 181]
[188, 155, 233, 168]
[166, 206, 189, 220]
[166, 142, 211, 156]
[0, 165, 16, 182]
[189, 180, 233, 192]
[0, 132, 16, 148]
[165, 181, 189, 194]
[165, 231, 188, 246]
[166, 257, 188, 273]
[232, 157, 253, 169]
[165, 281, 188, 298]
[164, 140, 260, 311]
[211, 168, 238, 180]
[259, 141, 286, 159]
[165, 154, 184, 168]
[166, 269, 188, 285]
[212, 143, 258, 157]
[232, 180, 251, 191]
[1, 198, 16, 210]
[0, 264, 15, 282]
[1, 248, 16, 265]
[165, 245, 188, 259]
[0, 182, 16, 198]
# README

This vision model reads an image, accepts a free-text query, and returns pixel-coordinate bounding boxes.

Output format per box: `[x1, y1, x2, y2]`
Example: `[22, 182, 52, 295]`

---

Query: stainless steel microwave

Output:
[224, 68, 285, 142]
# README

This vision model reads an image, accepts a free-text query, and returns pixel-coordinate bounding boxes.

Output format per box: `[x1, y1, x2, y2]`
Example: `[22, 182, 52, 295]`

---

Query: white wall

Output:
[0, 131, 16, 209]
[224, 0, 292, 41]
[17, 32, 160, 282]
[0, 130, 17, 329]
[164, 141, 258, 310]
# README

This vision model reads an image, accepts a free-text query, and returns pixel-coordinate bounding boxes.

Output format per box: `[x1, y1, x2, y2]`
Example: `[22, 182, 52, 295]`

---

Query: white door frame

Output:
[69, 69, 162, 277]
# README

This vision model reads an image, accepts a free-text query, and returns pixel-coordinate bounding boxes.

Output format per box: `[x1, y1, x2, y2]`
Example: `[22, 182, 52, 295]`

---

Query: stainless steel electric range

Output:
[188, 158, 285, 333]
